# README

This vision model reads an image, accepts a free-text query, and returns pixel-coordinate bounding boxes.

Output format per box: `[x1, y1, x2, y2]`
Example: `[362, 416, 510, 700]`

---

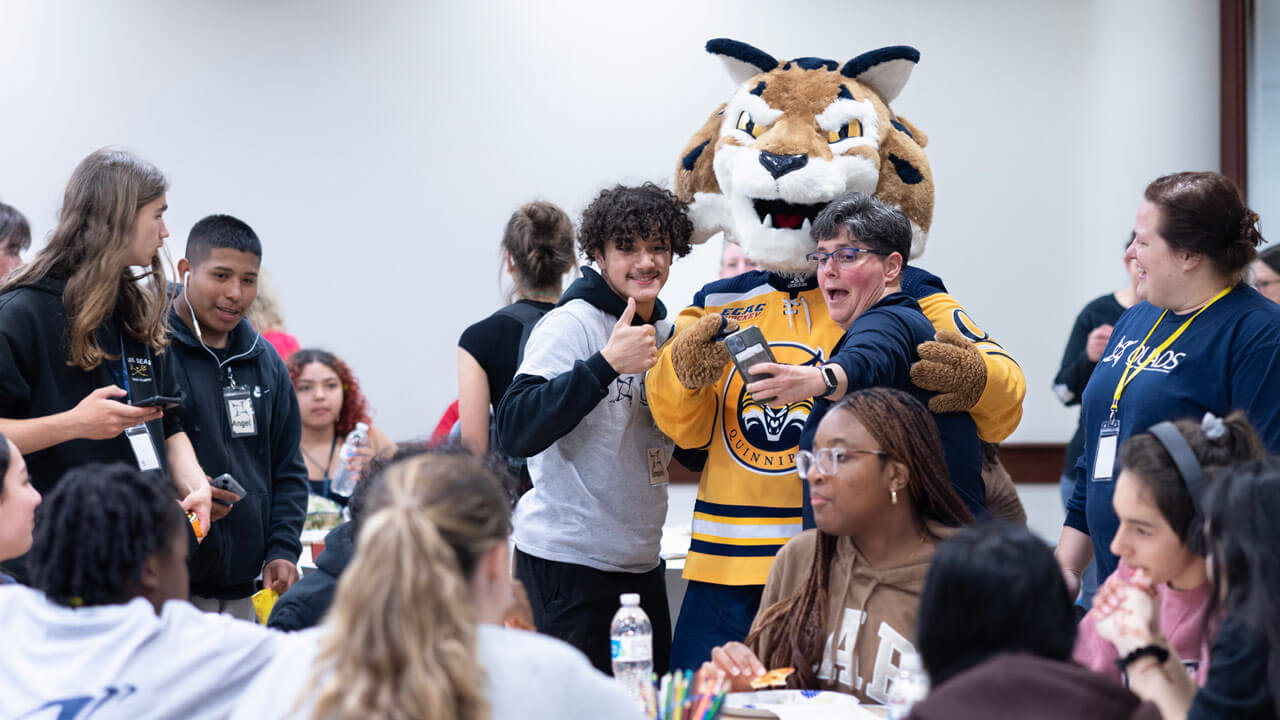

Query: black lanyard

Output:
[321, 434, 339, 496]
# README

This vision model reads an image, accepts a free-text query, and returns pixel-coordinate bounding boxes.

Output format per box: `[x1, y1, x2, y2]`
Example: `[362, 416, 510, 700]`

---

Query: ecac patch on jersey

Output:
[721, 303, 767, 323]
[721, 341, 824, 474]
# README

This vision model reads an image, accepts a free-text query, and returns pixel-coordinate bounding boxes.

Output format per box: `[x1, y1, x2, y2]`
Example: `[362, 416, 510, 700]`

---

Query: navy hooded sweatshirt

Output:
[0, 275, 184, 495]
[168, 304, 308, 599]
[267, 521, 353, 631]
[0, 275, 185, 583]
[799, 291, 986, 522]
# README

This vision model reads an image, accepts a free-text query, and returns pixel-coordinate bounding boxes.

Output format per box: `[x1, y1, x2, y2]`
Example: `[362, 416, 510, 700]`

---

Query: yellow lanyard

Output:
[1110, 285, 1233, 419]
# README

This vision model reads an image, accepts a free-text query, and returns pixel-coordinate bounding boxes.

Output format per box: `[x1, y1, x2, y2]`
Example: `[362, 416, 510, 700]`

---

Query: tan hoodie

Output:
[751, 527, 948, 705]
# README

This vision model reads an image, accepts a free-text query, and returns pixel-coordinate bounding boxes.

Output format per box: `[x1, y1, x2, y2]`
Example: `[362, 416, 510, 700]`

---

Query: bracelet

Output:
[1115, 644, 1170, 673]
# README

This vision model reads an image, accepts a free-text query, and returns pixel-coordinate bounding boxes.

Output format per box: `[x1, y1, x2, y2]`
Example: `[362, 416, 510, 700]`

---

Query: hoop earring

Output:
[891, 488, 898, 505]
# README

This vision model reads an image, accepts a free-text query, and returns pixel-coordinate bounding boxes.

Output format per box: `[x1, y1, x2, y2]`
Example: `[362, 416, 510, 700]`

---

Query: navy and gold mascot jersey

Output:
[648, 267, 1022, 585]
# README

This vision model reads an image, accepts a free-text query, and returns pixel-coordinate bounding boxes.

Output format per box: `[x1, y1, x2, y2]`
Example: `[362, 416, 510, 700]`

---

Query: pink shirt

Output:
[262, 329, 300, 361]
[1074, 561, 1215, 686]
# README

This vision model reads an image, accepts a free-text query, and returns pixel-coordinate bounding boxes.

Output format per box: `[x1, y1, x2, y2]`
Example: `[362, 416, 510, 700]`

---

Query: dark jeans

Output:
[669, 580, 764, 671]
[515, 548, 671, 676]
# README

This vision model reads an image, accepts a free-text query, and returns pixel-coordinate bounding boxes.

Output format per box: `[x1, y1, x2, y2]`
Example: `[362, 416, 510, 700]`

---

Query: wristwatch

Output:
[819, 365, 839, 398]
[1115, 644, 1170, 674]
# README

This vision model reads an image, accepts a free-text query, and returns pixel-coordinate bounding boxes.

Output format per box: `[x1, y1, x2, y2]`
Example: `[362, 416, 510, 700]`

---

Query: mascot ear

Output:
[706, 38, 779, 86]
[841, 45, 920, 103]
[675, 103, 726, 202]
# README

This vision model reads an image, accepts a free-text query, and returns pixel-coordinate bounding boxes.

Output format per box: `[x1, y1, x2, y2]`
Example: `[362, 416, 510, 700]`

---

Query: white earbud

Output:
[182, 270, 203, 340]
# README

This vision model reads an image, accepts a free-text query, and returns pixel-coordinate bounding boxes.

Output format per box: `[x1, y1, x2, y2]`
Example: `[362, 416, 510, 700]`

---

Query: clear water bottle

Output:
[887, 650, 929, 719]
[329, 422, 369, 497]
[610, 593, 653, 704]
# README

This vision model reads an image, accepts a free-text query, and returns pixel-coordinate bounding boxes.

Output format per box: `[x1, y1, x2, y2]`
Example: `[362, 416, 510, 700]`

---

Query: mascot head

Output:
[675, 39, 933, 275]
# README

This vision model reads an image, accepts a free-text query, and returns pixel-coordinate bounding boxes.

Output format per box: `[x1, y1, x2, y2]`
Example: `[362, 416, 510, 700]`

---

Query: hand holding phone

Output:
[134, 393, 184, 410]
[724, 326, 776, 384]
[211, 472, 248, 498]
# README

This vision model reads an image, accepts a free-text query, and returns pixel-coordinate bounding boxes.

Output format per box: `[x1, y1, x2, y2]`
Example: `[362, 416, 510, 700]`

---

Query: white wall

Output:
[1250, 0, 1279, 237]
[0, 0, 1221, 443]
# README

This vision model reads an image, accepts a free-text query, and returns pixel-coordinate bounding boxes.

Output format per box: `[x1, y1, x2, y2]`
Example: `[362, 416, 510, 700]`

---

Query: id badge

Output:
[125, 424, 161, 471]
[223, 385, 258, 438]
[1093, 418, 1120, 482]
[647, 447, 669, 486]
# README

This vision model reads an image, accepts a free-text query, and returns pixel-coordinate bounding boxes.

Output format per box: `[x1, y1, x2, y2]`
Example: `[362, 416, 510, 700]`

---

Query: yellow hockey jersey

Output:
[648, 267, 1024, 586]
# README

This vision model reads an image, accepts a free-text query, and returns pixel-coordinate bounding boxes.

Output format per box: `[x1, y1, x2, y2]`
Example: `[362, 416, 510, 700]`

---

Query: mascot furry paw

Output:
[911, 330, 987, 413]
[670, 315, 738, 388]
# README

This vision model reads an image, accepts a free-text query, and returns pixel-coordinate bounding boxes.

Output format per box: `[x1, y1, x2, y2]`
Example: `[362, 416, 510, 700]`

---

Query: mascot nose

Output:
[758, 151, 808, 180]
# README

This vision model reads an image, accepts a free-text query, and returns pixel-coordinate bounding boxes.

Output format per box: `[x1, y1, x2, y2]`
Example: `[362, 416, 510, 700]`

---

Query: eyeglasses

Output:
[795, 447, 888, 479]
[805, 247, 886, 267]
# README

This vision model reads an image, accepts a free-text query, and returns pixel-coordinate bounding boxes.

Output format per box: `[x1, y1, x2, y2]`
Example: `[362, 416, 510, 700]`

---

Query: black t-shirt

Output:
[1189, 614, 1275, 720]
[458, 300, 555, 407]
[1053, 293, 1127, 478]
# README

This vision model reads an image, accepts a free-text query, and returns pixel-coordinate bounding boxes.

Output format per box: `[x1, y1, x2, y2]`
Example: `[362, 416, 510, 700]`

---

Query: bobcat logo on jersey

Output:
[722, 341, 824, 474]
[741, 395, 813, 447]
[675, 39, 933, 274]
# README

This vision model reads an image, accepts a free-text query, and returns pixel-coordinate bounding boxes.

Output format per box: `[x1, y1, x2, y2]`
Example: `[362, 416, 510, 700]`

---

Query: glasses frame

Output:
[805, 247, 887, 268]
[796, 447, 889, 479]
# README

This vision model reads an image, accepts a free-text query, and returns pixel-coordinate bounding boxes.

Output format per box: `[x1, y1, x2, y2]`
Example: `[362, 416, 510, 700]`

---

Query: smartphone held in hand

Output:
[724, 326, 775, 384]
[210, 473, 247, 505]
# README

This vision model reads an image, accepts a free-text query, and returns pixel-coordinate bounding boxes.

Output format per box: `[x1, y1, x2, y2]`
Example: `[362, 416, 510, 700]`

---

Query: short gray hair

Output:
[810, 192, 910, 263]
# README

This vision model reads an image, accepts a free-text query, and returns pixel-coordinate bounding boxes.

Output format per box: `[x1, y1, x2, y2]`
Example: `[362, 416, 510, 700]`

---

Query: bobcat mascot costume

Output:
[647, 39, 1027, 670]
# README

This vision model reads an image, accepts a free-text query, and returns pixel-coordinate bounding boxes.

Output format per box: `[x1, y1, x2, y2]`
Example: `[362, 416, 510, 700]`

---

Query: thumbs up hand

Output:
[601, 298, 659, 375]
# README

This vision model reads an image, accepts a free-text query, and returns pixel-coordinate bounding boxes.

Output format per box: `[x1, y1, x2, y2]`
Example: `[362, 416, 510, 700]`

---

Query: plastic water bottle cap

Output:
[619, 593, 640, 606]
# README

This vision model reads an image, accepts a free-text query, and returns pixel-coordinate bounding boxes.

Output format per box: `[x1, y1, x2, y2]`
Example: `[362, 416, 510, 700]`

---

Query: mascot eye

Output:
[827, 119, 863, 144]
[736, 111, 764, 139]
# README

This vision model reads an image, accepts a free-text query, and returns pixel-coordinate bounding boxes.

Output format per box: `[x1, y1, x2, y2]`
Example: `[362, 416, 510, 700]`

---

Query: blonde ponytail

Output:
[305, 452, 511, 720]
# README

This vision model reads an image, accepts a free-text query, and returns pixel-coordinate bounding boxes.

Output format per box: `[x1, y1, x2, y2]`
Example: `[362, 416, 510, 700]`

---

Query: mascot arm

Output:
[647, 306, 730, 450]
[914, 292, 1026, 442]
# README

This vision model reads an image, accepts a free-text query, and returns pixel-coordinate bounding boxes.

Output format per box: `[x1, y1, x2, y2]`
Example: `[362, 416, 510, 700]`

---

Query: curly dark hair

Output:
[287, 348, 371, 436]
[29, 463, 183, 607]
[577, 182, 694, 263]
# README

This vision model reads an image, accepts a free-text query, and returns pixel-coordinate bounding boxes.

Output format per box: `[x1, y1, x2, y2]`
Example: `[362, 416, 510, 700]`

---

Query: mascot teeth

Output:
[751, 199, 824, 231]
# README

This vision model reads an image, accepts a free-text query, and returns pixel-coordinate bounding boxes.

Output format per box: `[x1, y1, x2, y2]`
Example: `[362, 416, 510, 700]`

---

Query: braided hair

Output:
[747, 388, 974, 688]
[28, 463, 183, 607]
